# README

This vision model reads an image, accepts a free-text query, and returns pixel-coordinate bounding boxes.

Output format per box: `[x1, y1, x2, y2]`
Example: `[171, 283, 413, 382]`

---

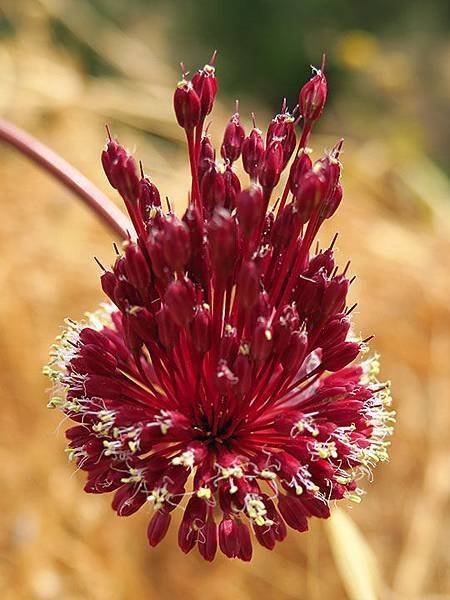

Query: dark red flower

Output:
[45, 56, 394, 561]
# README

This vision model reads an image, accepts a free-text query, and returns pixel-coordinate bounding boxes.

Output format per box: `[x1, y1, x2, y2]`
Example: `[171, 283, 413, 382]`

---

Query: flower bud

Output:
[273, 304, 300, 353]
[322, 341, 360, 372]
[271, 203, 299, 250]
[221, 112, 245, 163]
[318, 315, 351, 349]
[162, 216, 191, 272]
[236, 183, 264, 236]
[127, 306, 157, 345]
[165, 279, 196, 327]
[322, 275, 349, 319]
[281, 331, 308, 373]
[294, 169, 326, 223]
[323, 183, 343, 219]
[242, 127, 265, 180]
[182, 203, 204, 253]
[207, 208, 238, 282]
[201, 164, 226, 212]
[124, 243, 151, 291]
[192, 62, 218, 118]
[100, 271, 118, 302]
[147, 231, 167, 280]
[223, 166, 241, 210]
[155, 306, 179, 348]
[101, 139, 140, 201]
[259, 140, 283, 189]
[299, 66, 327, 124]
[295, 271, 326, 318]
[289, 150, 313, 198]
[315, 154, 341, 200]
[113, 279, 140, 310]
[306, 248, 335, 277]
[138, 177, 161, 222]
[198, 135, 215, 182]
[267, 113, 296, 167]
[173, 79, 201, 131]
[190, 305, 212, 354]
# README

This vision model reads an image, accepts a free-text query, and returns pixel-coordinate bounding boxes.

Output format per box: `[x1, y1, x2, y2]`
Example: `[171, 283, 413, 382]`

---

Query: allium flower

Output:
[44, 55, 394, 561]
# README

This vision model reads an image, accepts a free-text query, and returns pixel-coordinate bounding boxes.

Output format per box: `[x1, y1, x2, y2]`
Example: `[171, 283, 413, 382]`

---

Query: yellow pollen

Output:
[260, 469, 277, 480]
[196, 487, 212, 499]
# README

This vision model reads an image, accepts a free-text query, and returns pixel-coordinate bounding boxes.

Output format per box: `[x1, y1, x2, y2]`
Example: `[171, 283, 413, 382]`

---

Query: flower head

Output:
[45, 56, 394, 561]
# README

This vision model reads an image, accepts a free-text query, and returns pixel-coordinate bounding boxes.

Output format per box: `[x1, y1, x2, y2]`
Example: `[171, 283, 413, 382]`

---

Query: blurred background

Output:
[0, 1, 449, 599]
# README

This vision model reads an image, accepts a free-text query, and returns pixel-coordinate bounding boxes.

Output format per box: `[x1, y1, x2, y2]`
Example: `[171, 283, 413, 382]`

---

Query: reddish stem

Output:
[0, 118, 130, 239]
[186, 128, 202, 217]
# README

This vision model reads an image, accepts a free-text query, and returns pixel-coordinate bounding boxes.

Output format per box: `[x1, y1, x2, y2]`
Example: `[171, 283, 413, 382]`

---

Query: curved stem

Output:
[0, 118, 131, 239]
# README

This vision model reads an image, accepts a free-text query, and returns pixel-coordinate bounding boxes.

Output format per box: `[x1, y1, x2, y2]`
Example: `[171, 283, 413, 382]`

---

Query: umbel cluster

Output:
[45, 54, 394, 561]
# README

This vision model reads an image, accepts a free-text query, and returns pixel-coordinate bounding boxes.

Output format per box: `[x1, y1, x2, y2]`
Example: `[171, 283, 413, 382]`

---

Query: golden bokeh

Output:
[0, 2, 449, 599]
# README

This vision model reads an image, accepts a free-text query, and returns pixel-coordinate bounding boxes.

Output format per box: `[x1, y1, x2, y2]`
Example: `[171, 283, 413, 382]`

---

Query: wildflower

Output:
[45, 56, 394, 561]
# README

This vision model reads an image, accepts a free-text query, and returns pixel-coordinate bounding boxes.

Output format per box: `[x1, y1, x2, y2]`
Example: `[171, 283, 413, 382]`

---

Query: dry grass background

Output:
[0, 2, 449, 599]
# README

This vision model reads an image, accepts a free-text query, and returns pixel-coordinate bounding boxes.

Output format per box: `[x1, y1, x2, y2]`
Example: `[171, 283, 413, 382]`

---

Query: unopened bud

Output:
[162, 216, 191, 272]
[322, 341, 360, 372]
[236, 183, 264, 236]
[271, 203, 299, 250]
[124, 243, 151, 291]
[318, 315, 351, 349]
[294, 170, 326, 223]
[223, 166, 241, 210]
[242, 127, 264, 180]
[138, 177, 161, 222]
[147, 231, 167, 280]
[273, 305, 300, 353]
[289, 151, 313, 198]
[174, 79, 201, 131]
[207, 208, 238, 282]
[221, 112, 245, 163]
[165, 279, 196, 327]
[101, 139, 140, 201]
[198, 135, 215, 182]
[281, 331, 308, 373]
[201, 164, 226, 212]
[192, 62, 218, 119]
[155, 306, 179, 348]
[323, 183, 343, 219]
[299, 65, 327, 124]
[100, 271, 118, 302]
[267, 113, 296, 167]
[322, 275, 349, 318]
[259, 140, 284, 189]
[191, 305, 212, 354]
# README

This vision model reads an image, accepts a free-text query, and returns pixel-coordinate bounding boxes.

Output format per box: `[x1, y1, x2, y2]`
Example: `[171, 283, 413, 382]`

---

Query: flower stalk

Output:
[0, 118, 130, 239]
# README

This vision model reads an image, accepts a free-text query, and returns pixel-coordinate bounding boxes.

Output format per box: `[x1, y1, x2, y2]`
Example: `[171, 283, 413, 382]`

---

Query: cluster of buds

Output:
[46, 55, 394, 561]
